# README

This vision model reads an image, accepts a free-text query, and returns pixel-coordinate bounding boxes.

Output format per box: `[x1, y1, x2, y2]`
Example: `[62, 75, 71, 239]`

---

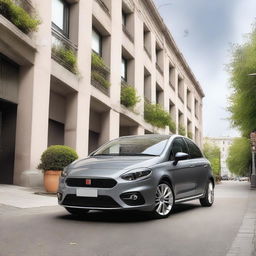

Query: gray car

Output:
[58, 134, 214, 218]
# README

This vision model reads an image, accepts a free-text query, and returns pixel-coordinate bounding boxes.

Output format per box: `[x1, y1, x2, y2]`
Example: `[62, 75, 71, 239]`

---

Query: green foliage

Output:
[144, 102, 176, 131]
[187, 131, 193, 139]
[178, 125, 186, 136]
[228, 26, 256, 136]
[91, 52, 107, 70]
[203, 143, 221, 175]
[121, 85, 140, 108]
[0, 0, 40, 34]
[91, 52, 110, 88]
[52, 46, 78, 74]
[38, 145, 78, 171]
[227, 137, 251, 176]
[91, 71, 110, 88]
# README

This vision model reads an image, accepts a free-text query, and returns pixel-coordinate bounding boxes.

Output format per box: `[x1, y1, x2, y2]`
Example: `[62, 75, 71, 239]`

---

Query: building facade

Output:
[0, 0, 204, 186]
[204, 137, 235, 177]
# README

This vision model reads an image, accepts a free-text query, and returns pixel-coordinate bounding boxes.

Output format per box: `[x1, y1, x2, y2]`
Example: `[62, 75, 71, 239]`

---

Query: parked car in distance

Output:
[58, 135, 215, 218]
[221, 175, 229, 181]
[238, 176, 249, 182]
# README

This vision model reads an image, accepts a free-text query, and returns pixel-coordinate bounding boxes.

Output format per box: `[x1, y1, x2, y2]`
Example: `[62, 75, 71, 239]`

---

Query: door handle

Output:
[203, 164, 208, 168]
[189, 165, 195, 168]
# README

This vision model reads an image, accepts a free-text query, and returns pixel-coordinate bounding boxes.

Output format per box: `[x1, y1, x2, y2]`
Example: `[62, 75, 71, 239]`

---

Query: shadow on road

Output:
[56, 202, 201, 223]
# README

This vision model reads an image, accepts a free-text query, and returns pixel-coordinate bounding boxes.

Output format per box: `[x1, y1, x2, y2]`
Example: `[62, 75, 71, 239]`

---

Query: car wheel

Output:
[200, 181, 214, 207]
[65, 207, 89, 216]
[152, 181, 174, 219]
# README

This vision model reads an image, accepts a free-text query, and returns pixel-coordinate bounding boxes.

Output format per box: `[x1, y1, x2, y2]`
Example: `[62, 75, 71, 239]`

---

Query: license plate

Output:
[76, 188, 98, 197]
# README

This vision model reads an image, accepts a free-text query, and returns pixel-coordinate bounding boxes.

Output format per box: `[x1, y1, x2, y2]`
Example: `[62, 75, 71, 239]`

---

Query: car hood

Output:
[67, 156, 161, 178]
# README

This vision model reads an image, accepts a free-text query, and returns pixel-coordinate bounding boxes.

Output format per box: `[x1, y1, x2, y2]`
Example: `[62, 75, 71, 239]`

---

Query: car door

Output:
[184, 138, 209, 195]
[168, 137, 197, 199]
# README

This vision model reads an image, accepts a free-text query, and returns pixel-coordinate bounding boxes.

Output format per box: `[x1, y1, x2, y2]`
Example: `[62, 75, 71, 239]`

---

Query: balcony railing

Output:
[122, 25, 134, 43]
[51, 27, 78, 74]
[95, 0, 110, 16]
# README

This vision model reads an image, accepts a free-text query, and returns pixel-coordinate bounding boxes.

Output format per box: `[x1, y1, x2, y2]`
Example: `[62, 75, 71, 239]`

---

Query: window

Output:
[170, 138, 188, 160]
[121, 57, 127, 81]
[122, 11, 127, 26]
[185, 139, 203, 159]
[92, 28, 102, 56]
[52, 0, 69, 36]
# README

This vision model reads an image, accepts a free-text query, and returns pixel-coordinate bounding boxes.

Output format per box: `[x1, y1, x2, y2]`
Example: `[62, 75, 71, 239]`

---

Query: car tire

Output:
[65, 207, 89, 216]
[151, 181, 174, 219]
[200, 181, 214, 207]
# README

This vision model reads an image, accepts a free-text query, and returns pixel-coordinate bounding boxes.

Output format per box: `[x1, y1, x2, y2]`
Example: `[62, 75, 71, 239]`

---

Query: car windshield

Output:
[93, 136, 169, 156]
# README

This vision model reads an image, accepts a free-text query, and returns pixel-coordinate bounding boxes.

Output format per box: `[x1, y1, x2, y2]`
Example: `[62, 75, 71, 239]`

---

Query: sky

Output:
[154, 0, 256, 138]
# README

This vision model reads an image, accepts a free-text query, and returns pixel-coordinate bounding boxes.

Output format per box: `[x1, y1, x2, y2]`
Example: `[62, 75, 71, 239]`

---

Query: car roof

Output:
[118, 134, 174, 140]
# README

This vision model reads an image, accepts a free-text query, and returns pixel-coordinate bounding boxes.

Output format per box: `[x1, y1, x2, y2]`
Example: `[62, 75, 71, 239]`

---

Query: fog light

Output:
[120, 192, 145, 206]
[57, 192, 62, 201]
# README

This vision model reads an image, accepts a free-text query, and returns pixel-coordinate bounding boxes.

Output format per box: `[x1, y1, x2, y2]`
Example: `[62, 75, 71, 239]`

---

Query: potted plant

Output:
[38, 145, 78, 193]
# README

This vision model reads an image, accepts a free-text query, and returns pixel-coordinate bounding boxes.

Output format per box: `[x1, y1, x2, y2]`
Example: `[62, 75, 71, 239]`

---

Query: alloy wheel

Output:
[155, 183, 174, 216]
[208, 182, 214, 204]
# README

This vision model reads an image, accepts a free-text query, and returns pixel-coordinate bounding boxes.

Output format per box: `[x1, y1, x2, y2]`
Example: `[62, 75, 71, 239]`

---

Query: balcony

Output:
[91, 52, 110, 96]
[144, 46, 151, 60]
[14, 0, 34, 14]
[156, 62, 163, 76]
[95, 0, 110, 17]
[51, 27, 78, 74]
[122, 25, 133, 43]
[169, 81, 175, 91]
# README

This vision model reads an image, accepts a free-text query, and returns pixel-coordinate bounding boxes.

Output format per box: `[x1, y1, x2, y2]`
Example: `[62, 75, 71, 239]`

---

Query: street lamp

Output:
[248, 73, 256, 188]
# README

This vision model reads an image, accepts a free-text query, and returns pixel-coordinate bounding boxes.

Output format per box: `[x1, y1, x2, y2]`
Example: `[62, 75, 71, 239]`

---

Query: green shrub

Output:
[91, 71, 110, 88]
[178, 125, 186, 136]
[144, 102, 175, 129]
[91, 52, 107, 70]
[121, 85, 140, 108]
[52, 46, 77, 74]
[0, 0, 40, 34]
[38, 145, 78, 171]
[91, 52, 110, 88]
[187, 131, 193, 139]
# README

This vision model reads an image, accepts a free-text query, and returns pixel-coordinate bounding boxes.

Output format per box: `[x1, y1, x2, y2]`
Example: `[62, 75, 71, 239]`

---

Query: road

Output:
[0, 181, 251, 256]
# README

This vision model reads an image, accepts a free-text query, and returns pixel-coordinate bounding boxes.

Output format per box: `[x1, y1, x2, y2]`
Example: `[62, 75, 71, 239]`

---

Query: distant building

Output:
[204, 137, 235, 177]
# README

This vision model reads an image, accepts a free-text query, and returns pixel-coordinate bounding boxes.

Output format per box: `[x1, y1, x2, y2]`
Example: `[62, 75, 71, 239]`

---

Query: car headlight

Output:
[121, 168, 152, 181]
[61, 167, 68, 177]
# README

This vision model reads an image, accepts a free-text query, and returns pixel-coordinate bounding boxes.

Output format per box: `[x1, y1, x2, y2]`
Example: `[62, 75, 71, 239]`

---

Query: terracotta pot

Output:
[44, 170, 62, 193]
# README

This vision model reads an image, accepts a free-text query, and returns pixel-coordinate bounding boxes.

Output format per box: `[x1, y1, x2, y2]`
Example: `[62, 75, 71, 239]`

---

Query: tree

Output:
[228, 26, 256, 137]
[227, 137, 251, 176]
[203, 143, 221, 176]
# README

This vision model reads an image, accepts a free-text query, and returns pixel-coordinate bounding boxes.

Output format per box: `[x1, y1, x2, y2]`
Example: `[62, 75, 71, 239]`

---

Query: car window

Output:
[170, 138, 188, 161]
[185, 138, 203, 159]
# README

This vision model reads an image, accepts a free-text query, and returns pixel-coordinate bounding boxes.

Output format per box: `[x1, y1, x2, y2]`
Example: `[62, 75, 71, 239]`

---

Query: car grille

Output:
[62, 195, 120, 208]
[66, 178, 117, 188]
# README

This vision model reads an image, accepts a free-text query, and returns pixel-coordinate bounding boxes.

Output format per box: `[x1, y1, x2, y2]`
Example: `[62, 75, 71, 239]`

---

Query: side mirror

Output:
[173, 152, 189, 166]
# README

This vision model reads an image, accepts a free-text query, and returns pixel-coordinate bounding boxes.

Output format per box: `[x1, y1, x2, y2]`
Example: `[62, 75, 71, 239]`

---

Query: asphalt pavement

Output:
[0, 181, 255, 256]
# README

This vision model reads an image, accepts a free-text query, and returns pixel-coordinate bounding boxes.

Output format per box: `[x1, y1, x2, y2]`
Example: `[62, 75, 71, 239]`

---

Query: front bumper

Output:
[58, 176, 156, 211]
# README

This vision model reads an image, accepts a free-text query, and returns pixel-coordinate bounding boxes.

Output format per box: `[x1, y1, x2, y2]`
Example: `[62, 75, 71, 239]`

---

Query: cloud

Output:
[155, 0, 256, 137]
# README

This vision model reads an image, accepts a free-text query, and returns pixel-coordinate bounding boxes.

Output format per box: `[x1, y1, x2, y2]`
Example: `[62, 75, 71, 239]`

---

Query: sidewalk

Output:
[0, 184, 58, 208]
[226, 188, 256, 256]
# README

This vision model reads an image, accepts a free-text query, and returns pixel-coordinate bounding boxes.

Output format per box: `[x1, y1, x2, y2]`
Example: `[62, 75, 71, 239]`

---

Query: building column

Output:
[70, 0, 92, 158]
[99, 109, 120, 146]
[14, 0, 52, 185]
